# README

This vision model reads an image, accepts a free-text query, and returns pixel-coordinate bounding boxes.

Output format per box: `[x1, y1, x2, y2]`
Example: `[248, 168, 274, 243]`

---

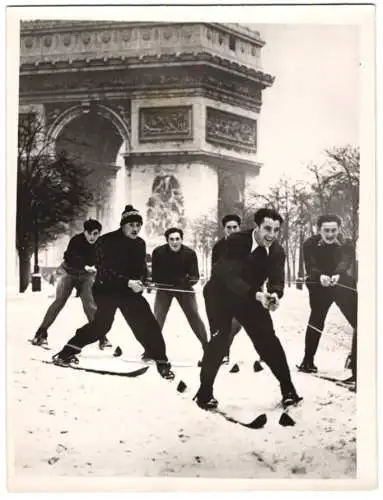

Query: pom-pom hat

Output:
[120, 205, 143, 225]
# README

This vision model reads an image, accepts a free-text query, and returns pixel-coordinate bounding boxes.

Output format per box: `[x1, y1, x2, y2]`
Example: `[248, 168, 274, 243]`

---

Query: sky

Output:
[247, 24, 360, 192]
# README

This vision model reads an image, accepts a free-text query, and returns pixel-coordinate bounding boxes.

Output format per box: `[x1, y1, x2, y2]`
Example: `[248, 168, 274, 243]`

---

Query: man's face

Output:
[84, 229, 101, 244]
[319, 221, 340, 244]
[122, 221, 142, 239]
[224, 220, 240, 238]
[254, 217, 281, 248]
[167, 231, 183, 252]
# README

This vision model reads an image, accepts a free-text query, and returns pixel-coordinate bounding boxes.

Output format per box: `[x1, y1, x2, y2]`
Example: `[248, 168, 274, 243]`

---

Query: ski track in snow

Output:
[8, 287, 356, 479]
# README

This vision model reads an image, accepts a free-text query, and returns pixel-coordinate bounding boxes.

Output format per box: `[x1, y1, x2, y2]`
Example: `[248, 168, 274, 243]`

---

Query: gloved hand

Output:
[256, 291, 279, 310]
[330, 274, 340, 286]
[84, 265, 97, 273]
[267, 292, 280, 312]
[320, 274, 331, 287]
[128, 279, 144, 293]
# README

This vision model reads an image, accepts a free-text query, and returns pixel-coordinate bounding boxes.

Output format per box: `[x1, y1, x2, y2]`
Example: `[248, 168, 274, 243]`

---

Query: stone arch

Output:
[46, 102, 131, 236]
[47, 101, 131, 154]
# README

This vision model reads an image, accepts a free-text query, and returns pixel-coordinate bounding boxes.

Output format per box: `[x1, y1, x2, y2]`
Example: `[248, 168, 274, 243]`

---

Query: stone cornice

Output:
[20, 20, 264, 46]
[20, 52, 274, 89]
[213, 23, 265, 47]
[125, 150, 262, 174]
[20, 21, 271, 78]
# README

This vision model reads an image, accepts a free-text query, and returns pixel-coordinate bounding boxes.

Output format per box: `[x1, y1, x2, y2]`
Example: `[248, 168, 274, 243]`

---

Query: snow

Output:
[7, 286, 356, 487]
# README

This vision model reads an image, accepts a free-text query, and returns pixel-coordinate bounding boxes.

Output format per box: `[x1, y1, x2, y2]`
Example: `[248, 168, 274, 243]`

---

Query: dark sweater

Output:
[152, 244, 200, 289]
[62, 233, 97, 274]
[94, 229, 147, 294]
[211, 238, 229, 266]
[211, 229, 286, 300]
[303, 234, 355, 282]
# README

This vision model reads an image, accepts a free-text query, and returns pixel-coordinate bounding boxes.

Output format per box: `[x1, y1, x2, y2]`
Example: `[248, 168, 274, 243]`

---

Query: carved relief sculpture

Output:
[145, 174, 186, 238]
[139, 106, 193, 142]
[206, 106, 257, 152]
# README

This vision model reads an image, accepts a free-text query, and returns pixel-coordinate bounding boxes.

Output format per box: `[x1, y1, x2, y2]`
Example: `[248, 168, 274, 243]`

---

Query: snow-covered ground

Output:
[7, 285, 356, 485]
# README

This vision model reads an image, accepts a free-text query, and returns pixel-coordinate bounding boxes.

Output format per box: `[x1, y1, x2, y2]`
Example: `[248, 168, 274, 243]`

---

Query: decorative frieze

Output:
[20, 21, 264, 73]
[139, 106, 193, 142]
[19, 66, 264, 113]
[206, 107, 257, 152]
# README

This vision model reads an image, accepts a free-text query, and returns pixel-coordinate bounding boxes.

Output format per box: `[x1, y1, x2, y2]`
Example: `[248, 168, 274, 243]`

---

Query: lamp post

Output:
[296, 218, 305, 291]
[123, 154, 133, 202]
[31, 203, 42, 292]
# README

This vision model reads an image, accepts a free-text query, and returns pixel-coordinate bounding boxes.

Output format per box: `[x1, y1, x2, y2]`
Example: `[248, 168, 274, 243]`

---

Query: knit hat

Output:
[120, 204, 143, 226]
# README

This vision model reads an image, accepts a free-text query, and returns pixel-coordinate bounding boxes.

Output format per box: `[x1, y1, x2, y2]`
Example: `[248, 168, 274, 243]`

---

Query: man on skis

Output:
[151, 227, 209, 364]
[210, 213, 263, 372]
[31, 218, 111, 350]
[297, 214, 357, 388]
[51, 205, 175, 380]
[195, 208, 302, 410]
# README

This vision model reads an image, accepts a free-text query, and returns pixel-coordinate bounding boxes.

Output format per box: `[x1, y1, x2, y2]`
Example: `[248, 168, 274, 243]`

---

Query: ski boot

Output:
[141, 352, 156, 365]
[342, 375, 356, 386]
[52, 352, 80, 367]
[30, 328, 48, 346]
[281, 391, 303, 409]
[156, 361, 175, 380]
[297, 360, 318, 373]
[99, 336, 112, 350]
[193, 391, 218, 410]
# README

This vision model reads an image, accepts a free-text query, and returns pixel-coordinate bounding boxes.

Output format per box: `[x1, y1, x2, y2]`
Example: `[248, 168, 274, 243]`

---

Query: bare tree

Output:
[17, 112, 93, 292]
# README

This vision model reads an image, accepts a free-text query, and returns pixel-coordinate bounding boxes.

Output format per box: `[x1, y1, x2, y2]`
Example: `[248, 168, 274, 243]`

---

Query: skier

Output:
[195, 208, 302, 410]
[31, 218, 111, 350]
[297, 214, 357, 386]
[51, 205, 175, 380]
[210, 213, 263, 372]
[151, 228, 209, 362]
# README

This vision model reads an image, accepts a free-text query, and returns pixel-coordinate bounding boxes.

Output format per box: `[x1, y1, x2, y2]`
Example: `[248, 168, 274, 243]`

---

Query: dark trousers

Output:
[304, 276, 358, 363]
[61, 290, 168, 361]
[39, 270, 96, 331]
[203, 283, 244, 358]
[154, 290, 209, 350]
[199, 283, 295, 398]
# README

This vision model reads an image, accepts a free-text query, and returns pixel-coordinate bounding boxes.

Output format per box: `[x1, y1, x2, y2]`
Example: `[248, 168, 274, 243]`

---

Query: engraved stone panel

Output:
[139, 106, 193, 142]
[206, 106, 257, 152]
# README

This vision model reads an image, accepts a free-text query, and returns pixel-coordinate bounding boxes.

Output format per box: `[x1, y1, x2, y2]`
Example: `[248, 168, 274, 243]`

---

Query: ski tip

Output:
[176, 380, 187, 393]
[253, 361, 264, 373]
[113, 346, 123, 357]
[28, 339, 51, 350]
[279, 412, 296, 427]
[229, 363, 240, 373]
[245, 413, 267, 429]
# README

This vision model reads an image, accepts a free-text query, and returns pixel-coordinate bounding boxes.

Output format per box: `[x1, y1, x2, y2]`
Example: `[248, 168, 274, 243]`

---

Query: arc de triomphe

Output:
[16, 21, 274, 285]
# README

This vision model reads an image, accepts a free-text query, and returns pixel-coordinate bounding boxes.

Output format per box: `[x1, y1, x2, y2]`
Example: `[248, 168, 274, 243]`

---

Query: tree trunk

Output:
[291, 249, 296, 282]
[18, 249, 32, 293]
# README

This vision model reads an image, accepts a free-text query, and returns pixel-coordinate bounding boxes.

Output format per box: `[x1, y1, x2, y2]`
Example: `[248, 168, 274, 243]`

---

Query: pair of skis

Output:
[296, 364, 356, 392]
[30, 341, 299, 429]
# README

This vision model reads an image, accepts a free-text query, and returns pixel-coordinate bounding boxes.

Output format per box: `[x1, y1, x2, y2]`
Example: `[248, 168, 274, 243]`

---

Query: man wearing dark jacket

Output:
[195, 208, 301, 410]
[210, 214, 263, 371]
[51, 205, 174, 380]
[211, 214, 242, 266]
[152, 228, 209, 359]
[297, 214, 358, 385]
[31, 218, 107, 347]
